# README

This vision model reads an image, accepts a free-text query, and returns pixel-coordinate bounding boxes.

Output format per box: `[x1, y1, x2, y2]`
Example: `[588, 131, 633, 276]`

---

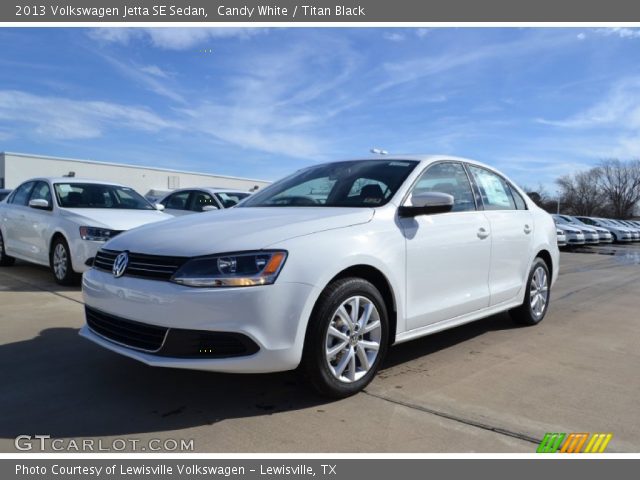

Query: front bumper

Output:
[69, 238, 105, 273]
[81, 268, 318, 373]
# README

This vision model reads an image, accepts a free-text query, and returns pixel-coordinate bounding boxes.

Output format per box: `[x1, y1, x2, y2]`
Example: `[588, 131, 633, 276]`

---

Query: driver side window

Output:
[410, 162, 476, 212]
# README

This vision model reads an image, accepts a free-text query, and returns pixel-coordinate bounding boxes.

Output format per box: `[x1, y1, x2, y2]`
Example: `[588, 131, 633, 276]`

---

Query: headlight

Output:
[171, 250, 287, 288]
[79, 226, 119, 241]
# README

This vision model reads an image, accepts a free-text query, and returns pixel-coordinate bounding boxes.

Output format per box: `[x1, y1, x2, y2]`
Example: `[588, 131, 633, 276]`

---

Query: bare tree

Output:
[523, 184, 558, 213]
[555, 169, 604, 216]
[596, 159, 640, 219]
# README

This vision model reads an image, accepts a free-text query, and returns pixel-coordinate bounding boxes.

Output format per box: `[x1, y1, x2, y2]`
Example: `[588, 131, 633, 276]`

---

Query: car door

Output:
[161, 190, 193, 216]
[400, 161, 492, 330]
[1, 181, 36, 257]
[21, 181, 54, 264]
[467, 165, 533, 306]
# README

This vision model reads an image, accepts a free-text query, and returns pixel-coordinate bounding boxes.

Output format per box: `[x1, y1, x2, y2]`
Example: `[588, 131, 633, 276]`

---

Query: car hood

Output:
[556, 223, 583, 234]
[60, 208, 171, 230]
[572, 225, 598, 234]
[103, 207, 375, 256]
[591, 226, 611, 234]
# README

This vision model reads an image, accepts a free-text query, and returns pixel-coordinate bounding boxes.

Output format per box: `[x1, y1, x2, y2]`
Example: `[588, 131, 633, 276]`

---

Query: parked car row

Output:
[553, 214, 640, 247]
[0, 179, 252, 284]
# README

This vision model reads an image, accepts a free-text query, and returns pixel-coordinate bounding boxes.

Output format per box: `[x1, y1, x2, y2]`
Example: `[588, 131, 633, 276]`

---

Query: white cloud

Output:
[0, 90, 175, 140]
[383, 32, 405, 42]
[416, 28, 431, 38]
[138, 65, 170, 78]
[537, 77, 640, 130]
[88, 27, 266, 50]
[102, 56, 184, 103]
[596, 27, 640, 39]
[577, 32, 586, 41]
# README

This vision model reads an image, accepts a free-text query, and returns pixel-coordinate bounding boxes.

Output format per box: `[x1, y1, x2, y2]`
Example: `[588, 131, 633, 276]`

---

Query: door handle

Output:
[524, 224, 532, 234]
[477, 227, 490, 239]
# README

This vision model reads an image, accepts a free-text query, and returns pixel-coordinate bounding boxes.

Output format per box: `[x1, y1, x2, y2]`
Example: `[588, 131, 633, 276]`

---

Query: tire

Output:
[0, 230, 15, 266]
[302, 277, 389, 398]
[510, 257, 551, 326]
[50, 237, 79, 286]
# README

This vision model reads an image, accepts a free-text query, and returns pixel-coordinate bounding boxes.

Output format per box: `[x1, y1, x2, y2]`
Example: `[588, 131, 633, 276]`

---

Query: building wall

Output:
[1, 153, 270, 195]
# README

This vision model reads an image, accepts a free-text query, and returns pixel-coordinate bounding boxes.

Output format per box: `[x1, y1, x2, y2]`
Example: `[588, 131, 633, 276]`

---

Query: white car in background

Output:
[608, 219, 640, 241]
[551, 218, 585, 246]
[159, 188, 251, 216]
[556, 228, 567, 247]
[0, 178, 171, 284]
[556, 215, 613, 243]
[576, 217, 633, 243]
[551, 215, 600, 245]
[81, 155, 559, 397]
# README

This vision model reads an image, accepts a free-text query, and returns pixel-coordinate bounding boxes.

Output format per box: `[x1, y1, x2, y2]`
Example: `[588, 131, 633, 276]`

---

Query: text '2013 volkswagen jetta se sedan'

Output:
[81, 156, 559, 397]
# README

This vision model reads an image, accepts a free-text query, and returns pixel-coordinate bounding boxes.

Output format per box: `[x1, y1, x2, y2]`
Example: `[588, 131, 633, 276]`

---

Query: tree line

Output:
[524, 159, 640, 219]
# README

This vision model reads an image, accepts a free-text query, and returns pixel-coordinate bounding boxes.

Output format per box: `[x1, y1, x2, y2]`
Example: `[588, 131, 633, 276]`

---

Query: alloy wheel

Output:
[529, 266, 549, 319]
[53, 243, 68, 280]
[324, 295, 382, 383]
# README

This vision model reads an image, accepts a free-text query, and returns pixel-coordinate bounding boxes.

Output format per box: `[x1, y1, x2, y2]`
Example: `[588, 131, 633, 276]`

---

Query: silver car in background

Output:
[552, 222, 585, 246]
[159, 187, 251, 217]
[556, 228, 567, 248]
[555, 214, 613, 243]
[575, 217, 633, 243]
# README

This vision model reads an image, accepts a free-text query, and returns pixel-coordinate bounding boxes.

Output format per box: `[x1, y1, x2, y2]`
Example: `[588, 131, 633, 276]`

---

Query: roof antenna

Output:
[370, 148, 388, 155]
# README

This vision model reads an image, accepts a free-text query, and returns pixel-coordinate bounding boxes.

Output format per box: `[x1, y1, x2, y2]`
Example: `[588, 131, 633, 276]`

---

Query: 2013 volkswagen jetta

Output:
[81, 156, 559, 397]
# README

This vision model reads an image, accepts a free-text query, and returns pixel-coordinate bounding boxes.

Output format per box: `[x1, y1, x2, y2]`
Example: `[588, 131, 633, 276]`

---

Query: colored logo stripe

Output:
[560, 433, 589, 453]
[537, 433, 566, 453]
[537, 433, 613, 453]
[584, 433, 613, 453]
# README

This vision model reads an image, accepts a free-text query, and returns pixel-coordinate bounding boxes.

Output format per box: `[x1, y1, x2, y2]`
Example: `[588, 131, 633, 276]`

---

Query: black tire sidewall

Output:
[0, 229, 14, 266]
[304, 277, 389, 398]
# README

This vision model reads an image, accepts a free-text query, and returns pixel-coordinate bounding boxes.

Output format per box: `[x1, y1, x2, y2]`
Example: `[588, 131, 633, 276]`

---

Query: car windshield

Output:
[241, 160, 418, 208]
[54, 183, 154, 210]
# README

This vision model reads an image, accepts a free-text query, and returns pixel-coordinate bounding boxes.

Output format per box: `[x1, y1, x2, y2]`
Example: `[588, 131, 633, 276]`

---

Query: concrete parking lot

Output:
[1, 245, 639, 453]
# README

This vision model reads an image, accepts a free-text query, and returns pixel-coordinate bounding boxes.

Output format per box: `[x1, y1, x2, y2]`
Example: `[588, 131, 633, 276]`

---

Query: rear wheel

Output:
[510, 258, 550, 326]
[50, 237, 79, 285]
[302, 277, 389, 398]
[0, 230, 15, 266]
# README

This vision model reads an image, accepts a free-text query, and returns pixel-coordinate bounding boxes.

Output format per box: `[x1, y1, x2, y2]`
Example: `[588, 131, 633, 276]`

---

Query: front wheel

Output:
[302, 277, 389, 398]
[50, 237, 79, 286]
[510, 258, 551, 326]
[0, 230, 15, 266]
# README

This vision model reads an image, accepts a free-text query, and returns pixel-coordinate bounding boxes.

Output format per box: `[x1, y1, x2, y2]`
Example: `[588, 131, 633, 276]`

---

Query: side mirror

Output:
[399, 192, 454, 217]
[202, 205, 219, 212]
[155, 203, 165, 211]
[28, 198, 51, 210]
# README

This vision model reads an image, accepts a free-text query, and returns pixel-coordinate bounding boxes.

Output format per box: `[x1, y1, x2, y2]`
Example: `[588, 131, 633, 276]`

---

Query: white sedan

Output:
[158, 187, 251, 217]
[0, 178, 171, 285]
[81, 156, 559, 397]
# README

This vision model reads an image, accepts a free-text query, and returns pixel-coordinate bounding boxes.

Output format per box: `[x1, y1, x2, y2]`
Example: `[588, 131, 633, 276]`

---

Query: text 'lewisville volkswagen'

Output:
[81, 156, 559, 397]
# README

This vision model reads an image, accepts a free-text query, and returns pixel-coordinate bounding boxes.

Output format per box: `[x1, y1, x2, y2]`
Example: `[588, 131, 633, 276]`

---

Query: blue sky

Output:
[1, 27, 640, 190]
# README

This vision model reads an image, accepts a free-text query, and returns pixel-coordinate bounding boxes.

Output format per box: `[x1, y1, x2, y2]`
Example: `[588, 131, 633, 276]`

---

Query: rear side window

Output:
[509, 185, 527, 210]
[411, 162, 476, 212]
[10, 181, 35, 206]
[468, 166, 516, 211]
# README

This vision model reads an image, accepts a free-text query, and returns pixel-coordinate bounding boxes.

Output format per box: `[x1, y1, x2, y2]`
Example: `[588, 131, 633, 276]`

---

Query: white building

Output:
[0, 152, 271, 198]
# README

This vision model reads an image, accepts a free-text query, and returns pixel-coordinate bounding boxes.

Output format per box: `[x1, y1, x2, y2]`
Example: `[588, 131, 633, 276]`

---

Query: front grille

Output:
[86, 306, 167, 352]
[94, 249, 188, 280]
[86, 307, 260, 358]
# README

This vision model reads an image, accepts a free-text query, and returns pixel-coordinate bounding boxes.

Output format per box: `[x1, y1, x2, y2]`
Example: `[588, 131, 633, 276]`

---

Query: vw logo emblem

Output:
[112, 252, 129, 278]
